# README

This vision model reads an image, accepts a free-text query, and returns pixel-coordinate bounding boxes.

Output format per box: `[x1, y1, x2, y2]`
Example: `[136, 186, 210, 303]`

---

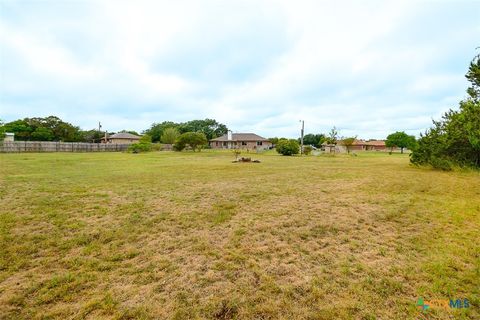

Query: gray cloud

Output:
[1, 0, 479, 138]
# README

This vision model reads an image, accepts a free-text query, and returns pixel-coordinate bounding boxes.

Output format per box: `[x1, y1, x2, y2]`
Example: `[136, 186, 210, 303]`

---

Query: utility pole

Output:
[299, 120, 304, 155]
[97, 122, 102, 143]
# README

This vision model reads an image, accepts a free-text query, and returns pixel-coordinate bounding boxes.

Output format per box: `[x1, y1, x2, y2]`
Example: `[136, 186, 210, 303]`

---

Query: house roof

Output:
[108, 132, 141, 140]
[210, 133, 269, 142]
[341, 139, 366, 146]
[365, 140, 386, 146]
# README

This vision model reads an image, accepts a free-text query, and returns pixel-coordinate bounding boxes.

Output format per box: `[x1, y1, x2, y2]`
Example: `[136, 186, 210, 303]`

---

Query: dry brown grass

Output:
[0, 151, 478, 319]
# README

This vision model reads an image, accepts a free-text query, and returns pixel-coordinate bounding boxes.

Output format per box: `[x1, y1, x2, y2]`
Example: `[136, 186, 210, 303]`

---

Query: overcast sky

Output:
[0, 0, 479, 138]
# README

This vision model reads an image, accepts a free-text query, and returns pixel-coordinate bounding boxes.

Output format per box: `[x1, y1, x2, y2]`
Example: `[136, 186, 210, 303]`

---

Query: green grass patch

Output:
[0, 151, 478, 319]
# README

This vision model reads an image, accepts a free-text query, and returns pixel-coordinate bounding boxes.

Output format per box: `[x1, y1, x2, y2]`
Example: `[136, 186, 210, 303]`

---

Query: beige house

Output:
[209, 131, 272, 151]
[102, 132, 141, 144]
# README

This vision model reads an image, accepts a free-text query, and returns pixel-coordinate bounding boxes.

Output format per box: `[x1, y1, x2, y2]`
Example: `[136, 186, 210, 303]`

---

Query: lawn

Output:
[0, 151, 478, 319]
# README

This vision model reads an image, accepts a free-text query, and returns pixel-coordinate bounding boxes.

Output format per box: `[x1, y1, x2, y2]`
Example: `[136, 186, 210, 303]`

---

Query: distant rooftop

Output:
[109, 132, 141, 139]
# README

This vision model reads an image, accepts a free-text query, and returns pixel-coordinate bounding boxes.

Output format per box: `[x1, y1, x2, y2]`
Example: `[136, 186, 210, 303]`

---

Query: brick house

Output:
[209, 131, 272, 151]
[323, 139, 387, 153]
[363, 140, 387, 151]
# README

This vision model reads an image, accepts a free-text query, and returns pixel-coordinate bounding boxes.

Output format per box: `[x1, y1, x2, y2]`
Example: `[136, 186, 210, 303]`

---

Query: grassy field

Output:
[0, 151, 478, 319]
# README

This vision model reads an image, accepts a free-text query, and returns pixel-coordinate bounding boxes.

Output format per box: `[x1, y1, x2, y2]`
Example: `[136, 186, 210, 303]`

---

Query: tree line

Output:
[0, 117, 228, 144]
[270, 126, 417, 156]
[144, 119, 227, 143]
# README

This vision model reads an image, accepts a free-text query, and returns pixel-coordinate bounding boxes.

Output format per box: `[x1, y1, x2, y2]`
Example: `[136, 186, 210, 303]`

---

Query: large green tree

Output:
[1, 119, 33, 140]
[145, 119, 227, 142]
[1, 116, 83, 141]
[175, 132, 208, 152]
[268, 137, 279, 145]
[466, 52, 480, 101]
[0, 119, 6, 140]
[385, 131, 416, 154]
[410, 52, 480, 169]
[302, 133, 326, 147]
[119, 130, 140, 136]
[178, 119, 227, 140]
[80, 129, 105, 143]
[31, 127, 55, 141]
[144, 121, 178, 143]
[161, 127, 180, 144]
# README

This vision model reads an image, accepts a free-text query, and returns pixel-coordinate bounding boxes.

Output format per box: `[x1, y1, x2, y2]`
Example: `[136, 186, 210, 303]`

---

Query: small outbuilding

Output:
[3, 132, 14, 142]
[322, 139, 388, 153]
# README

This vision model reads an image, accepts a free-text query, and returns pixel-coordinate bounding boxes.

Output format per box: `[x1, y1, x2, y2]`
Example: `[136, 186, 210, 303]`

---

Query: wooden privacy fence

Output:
[0, 141, 130, 153]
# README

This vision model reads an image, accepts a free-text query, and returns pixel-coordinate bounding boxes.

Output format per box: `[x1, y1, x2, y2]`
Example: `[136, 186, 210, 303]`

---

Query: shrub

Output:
[175, 132, 208, 152]
[276, 139, 300, 156]
[128, 134, 152, 153]
[128, 143, 151, 153]
[173, 141, 186, 151]
[161, 127, 180, 144]
[151, 143, 162, 151]
[429, 156, 453, 171]
[303, 145, 312, 155]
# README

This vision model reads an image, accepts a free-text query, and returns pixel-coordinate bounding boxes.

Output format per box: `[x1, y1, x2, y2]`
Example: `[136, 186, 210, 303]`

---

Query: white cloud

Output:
[0, 0, 479, 138]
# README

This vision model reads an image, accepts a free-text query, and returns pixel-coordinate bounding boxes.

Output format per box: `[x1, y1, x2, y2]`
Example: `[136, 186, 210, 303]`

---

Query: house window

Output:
[257, 141, 263, 146]
[223, 142, 227, 146]
[216, 142, 219, 146]
[242, 141, 247, 146]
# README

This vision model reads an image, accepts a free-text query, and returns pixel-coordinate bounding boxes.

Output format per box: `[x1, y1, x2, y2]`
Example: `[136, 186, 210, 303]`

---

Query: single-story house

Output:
[322, 139, 388, 153]
[209, 131, 272, 151]
[364, 140, 387, 151]
[102, 132, 141, 144]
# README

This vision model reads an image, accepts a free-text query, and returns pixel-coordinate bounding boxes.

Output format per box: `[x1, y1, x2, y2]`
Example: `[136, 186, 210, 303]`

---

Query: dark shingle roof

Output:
[109, 132, 141, 139]
[210, 133, 269, 142]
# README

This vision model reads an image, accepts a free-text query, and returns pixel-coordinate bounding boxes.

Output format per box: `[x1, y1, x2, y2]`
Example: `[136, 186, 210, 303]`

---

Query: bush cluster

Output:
[173, 132, 208, 152]
[410, 53, 480, 170]
[128, 134, 152, 153]
[276, 139, 300, 156]
[303, 145, 312, 155]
